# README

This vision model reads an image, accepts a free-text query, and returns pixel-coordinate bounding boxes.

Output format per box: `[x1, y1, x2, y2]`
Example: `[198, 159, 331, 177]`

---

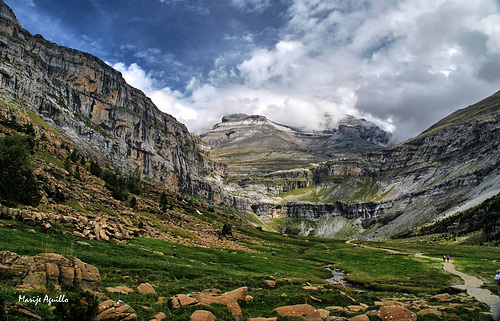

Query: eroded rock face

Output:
[0, 251, 100, 292]
[0, 1, 225, 199]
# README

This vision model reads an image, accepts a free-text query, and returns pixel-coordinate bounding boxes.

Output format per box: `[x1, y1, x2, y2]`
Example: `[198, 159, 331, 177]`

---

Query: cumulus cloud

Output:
[108, 0, 500, 141]
[112, 63, 198, 121]
[202, 0, 500, 140]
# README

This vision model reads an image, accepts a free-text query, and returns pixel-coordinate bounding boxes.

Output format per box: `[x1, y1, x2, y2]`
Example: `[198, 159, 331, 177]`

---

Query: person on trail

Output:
[446, 255, 450, 263]
[495, 270, 500, 296]
[443, 255, 446, 262]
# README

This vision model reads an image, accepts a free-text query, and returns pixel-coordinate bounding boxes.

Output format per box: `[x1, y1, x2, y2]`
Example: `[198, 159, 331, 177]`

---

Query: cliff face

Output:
[309, 91, 500, 237]
[0, 2, 226, 197]
[214, 92, 500, 238]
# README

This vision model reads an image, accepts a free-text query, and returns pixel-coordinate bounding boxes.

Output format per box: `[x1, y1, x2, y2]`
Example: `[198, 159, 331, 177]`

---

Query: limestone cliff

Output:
[0, 1, 225, 198]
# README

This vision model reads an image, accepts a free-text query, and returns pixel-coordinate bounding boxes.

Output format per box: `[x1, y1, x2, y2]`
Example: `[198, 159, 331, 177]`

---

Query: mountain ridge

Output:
[0, 0, 499, 240]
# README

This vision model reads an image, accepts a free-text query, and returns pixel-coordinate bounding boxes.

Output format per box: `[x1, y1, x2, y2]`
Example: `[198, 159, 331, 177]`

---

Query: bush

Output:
[0, 135, 41, 207]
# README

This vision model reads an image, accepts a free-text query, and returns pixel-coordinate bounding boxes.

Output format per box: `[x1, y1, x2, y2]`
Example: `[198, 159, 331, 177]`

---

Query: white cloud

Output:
[112, 62, 198, 122]
[115, 0, 500, 141]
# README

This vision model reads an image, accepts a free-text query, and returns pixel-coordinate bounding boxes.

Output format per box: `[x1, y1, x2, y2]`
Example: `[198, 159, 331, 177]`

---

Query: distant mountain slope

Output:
[201, 113, 391, 178]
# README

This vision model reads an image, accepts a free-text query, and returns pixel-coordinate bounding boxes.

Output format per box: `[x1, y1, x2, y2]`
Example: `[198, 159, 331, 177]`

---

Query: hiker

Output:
[443, 255, 446, 262]
[495, 270, 500, 296]
[446, 255, 450, 263]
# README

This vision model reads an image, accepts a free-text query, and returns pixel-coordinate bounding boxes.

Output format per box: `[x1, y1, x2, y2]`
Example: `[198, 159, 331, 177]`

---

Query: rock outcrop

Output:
[0, 251, 100, 292]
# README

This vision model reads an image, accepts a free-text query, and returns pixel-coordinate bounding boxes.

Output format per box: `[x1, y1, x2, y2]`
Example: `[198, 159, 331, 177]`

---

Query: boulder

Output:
[137, 283, 156, 294]
[190, 310, 217, 321]
[378, 306, 417, 321]
[274, 304, 322, 321]
[95, 300, 137, 321]
[350, 315, 370, 321]
[150, 312, 167, 321]
[0, 251, 100, 292]
[222, 287, 248, 301]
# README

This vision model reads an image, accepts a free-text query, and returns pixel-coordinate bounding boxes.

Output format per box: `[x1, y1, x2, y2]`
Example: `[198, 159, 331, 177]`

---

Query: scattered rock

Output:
[433, 293, 451, 301]
[95, 300, 137, 321]
[190, 310, 217, 321]
[137, 283, 156, 294]
[150, 312, 167, 321]
[274, 304, 322, 321]
[378, 306, 417, 321]
[247, 318, 277, 321]
[349, 315, 369, 321]
[302, 285, 319, 291]
[417, 308, 443, 317]
[264, 280, 277, 289]
[317, 308, 330, 318]
[75, 241, 92, 247]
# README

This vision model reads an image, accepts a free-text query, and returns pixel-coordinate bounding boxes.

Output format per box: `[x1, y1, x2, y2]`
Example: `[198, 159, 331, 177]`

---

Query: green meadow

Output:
[1, 219, 498, 320]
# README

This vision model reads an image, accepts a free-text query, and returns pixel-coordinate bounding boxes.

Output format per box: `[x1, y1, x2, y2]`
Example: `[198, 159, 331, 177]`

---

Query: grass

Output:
[0, 220, 494, 320]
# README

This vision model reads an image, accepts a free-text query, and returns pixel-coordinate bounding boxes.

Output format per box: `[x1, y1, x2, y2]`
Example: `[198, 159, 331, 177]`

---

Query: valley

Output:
[0, 1, 500, 320]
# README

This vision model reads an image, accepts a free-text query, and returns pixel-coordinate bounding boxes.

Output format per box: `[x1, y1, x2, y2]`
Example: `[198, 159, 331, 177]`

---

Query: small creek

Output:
[323, 264, 346, 283]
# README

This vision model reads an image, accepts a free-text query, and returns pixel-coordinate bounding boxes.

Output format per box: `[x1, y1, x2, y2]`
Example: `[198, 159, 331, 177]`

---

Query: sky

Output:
[5, 0, 500, 142]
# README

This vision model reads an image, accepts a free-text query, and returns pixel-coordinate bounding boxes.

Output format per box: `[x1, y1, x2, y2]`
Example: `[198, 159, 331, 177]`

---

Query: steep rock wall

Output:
[0, 2, 226, 197]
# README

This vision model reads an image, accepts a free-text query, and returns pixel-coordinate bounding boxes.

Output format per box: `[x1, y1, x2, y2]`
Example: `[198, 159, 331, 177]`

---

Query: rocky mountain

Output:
[201, 113, 391, 178]
[0, 0, 498, 241]
[248, 91, 500, 238]
[0, 2, 226, 201]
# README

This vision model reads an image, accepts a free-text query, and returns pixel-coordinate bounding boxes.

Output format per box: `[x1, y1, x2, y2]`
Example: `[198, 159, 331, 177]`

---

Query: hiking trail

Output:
[347, 240, 500, 318]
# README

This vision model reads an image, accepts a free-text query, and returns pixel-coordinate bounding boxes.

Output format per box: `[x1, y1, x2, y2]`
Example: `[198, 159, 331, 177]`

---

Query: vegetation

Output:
[0, 134, 41, 207]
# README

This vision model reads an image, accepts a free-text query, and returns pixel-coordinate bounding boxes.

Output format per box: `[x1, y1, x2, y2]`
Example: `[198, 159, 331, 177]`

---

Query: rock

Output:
[137, 283, 156, 294]
[0, 251, 100, 292]
[150, 312, 167, 321]
[190, 310, 217, 321]
[378, 306, 417, 321]
[302, 285, 319, 291]
[325, 306, 346, 313]
[325, 317, 349, 321]
[347, 305, 365, 312]
[274, 304, 322, 321]
[95, 300, 137, 321]
[222, 286, 248, 301]
[417, 308, 442, 317]
[317, 308, 330, 319]
[176, 294, 199, 306]
[349, 315, 370, 321]
[106, 286, 134, 295]
[247, 318, 277, 321]
[75, 241, 92, 247]
[264, 280, 277, 289]
[433, 293, 451, 301]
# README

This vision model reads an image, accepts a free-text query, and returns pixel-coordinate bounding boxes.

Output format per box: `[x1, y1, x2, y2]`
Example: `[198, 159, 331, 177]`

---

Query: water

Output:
[323, 264, 345, 283]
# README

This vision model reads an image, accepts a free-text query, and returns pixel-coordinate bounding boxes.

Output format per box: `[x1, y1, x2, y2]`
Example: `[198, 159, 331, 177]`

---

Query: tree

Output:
[0, 135, 41, 206]
[160, 192, 168, 213]
[220, 223, 233, 237]
[89, 161, 102, 177]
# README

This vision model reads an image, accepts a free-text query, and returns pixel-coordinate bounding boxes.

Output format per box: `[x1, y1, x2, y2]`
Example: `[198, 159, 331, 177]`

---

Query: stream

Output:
[323, 264, 346, 283]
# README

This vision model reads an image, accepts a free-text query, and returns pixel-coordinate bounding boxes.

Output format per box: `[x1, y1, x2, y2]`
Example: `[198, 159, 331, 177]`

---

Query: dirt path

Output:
[347, 241, 500, 317]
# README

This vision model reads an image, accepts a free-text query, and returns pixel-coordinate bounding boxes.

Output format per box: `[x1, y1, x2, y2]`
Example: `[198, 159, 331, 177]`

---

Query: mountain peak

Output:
[221, 113, 267, 123]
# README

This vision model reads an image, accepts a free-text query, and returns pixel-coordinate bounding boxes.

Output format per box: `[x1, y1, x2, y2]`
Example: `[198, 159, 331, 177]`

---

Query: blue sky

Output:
[6, 0, 500, 141]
